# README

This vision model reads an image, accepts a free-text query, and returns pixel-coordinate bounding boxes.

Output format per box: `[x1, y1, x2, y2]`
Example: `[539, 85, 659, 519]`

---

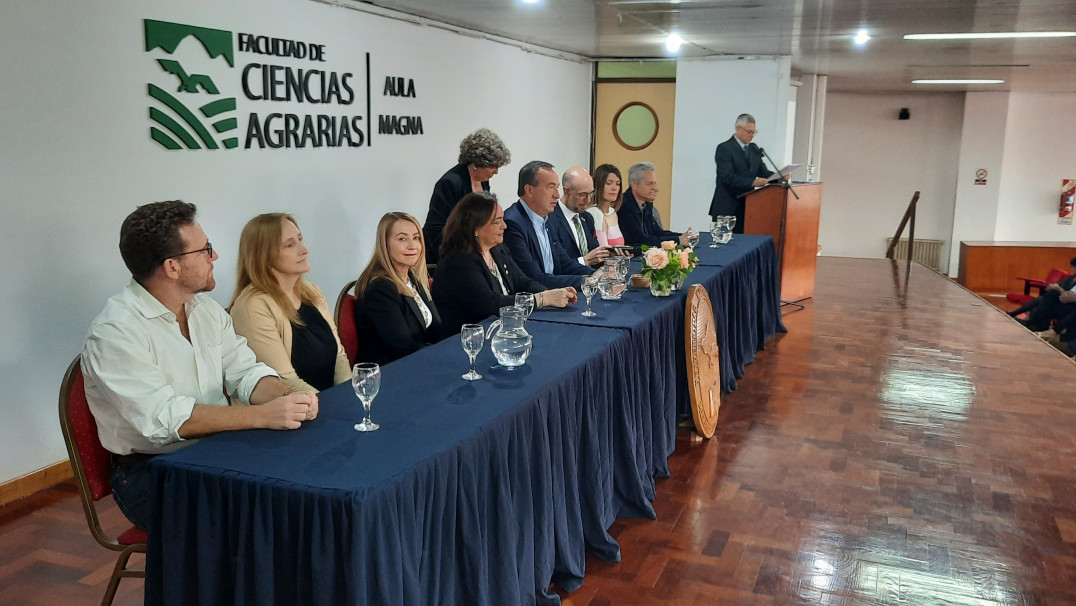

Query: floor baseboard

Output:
[0, 461, 73, 508]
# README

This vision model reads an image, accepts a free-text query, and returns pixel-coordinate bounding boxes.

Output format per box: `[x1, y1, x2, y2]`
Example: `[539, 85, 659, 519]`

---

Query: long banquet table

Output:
[145, 234, 784, 606]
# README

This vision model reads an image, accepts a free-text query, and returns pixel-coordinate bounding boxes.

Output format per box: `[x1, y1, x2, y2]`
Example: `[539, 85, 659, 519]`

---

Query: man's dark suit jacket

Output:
[709, 135, 773, 232]
[422, 163, 490, 264]
[503, 200, 592, 289]
[431, 246, 547, 336]
[354, 275, 443, 365]
[617, 189, 680, 247]
[546, 204, 600, 262]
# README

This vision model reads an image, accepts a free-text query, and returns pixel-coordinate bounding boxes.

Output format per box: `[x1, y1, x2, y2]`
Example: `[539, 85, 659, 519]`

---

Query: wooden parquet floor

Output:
[3, 257, 1075, 605]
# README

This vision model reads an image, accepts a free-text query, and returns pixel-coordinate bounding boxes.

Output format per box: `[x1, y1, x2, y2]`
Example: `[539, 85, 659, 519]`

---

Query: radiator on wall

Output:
[885, 238, 944, 271]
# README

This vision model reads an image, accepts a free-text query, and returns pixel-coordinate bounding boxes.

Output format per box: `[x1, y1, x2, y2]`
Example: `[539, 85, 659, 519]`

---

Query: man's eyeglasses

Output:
[163, 242, 213, 264]
[738, 126, 759, 135]
[573, 191, 594, 201]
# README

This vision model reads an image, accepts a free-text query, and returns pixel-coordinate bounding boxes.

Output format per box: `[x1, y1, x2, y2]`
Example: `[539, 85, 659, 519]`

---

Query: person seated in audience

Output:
[433, 191, 576, 336]
[618, 161, 689, 247]
[547, 165, 609, 268]
[1009, 256, 1076, 322]
[588, 163, 626, 247]
[503, 160, 594, 289]
[83, 201, 317, 531]
[353, 212, 443, 364]
[230, 213, 351, 392]
[423, 128, 512, 264]
[1042, 293, 1076, 357]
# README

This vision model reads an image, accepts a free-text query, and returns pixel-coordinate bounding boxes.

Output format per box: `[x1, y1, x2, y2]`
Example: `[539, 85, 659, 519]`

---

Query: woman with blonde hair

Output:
[587, 164, 626, 247]
[353, 212, 443, 364]
[229, 213, 350, 392]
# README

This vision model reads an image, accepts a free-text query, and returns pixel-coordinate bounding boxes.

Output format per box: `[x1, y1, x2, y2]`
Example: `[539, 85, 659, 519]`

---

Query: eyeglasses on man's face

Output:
[573, 191, 594, 201]
[163, 242, 213, 264]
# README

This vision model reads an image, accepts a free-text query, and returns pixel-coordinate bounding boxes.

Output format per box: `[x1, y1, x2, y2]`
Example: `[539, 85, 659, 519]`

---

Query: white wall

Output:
[0, 0, 591, 484]
[994, 93, 1076, 241]
[668, 57, 792, 229]
[818, 92, 964, 271]
[949, 93, 1009, 274]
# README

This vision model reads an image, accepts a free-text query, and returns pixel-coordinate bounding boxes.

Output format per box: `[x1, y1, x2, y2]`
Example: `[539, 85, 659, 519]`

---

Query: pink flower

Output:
[644, 248, 669, 270]
[679, 251, 690, 269]
[683, 247, 693, 254]
[660, 240, 676, 251]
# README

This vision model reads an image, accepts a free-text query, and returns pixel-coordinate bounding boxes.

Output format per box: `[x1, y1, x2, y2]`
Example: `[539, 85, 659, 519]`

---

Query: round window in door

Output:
[612, 102, 659, 151]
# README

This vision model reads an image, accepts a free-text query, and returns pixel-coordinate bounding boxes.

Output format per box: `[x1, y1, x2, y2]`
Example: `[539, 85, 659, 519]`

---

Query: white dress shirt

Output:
[558, 202, 588, 266]
[82, 280, 278, 455]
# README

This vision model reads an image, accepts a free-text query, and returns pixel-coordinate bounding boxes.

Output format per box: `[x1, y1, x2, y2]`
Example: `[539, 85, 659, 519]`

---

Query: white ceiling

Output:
[353, 0, 1076, 92]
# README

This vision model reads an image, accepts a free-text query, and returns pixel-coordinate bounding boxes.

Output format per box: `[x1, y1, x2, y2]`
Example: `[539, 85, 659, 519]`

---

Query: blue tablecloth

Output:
[148, 322, 670, 606]
[145, 234, 784, 606]
[529, 233, 785, 394]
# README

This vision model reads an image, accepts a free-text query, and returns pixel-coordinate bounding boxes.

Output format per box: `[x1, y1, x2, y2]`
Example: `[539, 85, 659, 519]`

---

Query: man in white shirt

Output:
[82, 200, 318, 530]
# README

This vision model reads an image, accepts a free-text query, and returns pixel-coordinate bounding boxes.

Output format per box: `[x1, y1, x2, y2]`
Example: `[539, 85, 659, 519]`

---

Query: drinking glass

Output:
[514, 292, 534, 318]
[686, 228, 700, 249]
[581, 276, 598, 317]
[709, 219, 724, 248]
[725, 215, 737, 241]
[460, 323, 485, 380]
[352, 363, 381, 432]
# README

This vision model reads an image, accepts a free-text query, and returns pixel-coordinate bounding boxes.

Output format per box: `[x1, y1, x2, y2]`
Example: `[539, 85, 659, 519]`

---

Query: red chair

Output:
[334, 280, 358, 365]
[58, 356, 147, 606]
[1007, 268, 1072, 306]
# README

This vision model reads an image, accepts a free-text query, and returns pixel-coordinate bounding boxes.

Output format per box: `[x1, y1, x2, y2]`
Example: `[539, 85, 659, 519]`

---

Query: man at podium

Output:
[709, 113, 773, 233]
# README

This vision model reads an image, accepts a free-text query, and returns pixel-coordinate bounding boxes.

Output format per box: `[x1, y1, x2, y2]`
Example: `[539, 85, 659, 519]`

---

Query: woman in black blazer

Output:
[354, 212, 443, 365]
[422, 128, 512, 264]
[432, 192, 576, 336]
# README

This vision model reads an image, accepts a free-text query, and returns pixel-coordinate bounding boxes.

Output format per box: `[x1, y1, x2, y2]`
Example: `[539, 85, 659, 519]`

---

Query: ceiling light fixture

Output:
[905, 31, 1076, 40]
[912, 79, 1005, 84]
[854, 29, 871, 45]
[665, 33, 683, 52]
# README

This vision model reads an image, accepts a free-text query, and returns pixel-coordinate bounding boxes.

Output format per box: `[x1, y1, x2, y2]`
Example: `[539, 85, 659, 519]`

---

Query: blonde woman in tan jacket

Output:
[229, 213, 350, 392]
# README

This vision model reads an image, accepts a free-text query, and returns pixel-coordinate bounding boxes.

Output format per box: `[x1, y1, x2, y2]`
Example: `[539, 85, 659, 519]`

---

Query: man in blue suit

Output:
[618, 162, 687, 248]
[503, 161, 594, 289]
[708, 113, 774, 233]
[547, 165, 609, 268]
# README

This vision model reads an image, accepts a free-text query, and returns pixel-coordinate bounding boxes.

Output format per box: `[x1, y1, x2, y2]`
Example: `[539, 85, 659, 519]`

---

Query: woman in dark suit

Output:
[422, 128, 512, 264]
[433, 192, 575, 336]
[354, 212, 442, 365]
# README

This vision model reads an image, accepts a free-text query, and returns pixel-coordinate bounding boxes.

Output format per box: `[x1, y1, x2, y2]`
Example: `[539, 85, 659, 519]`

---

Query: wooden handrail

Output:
[885, 191, 920, 261]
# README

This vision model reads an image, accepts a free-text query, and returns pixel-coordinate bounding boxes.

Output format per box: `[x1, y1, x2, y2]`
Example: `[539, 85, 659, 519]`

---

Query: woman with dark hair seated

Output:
[353, 212, 442, 365]
[423, 128, 512, 264]
[229, 213, 350, 392]
[433, 191, 575, 336]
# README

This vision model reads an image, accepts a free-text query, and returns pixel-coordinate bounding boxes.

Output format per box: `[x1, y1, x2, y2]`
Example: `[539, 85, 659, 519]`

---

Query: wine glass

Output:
[460, 323, 484, 381]
[581, 276, 598, 317]
[352, 363, 381, 432]
[686, 228, 700, 249]
[514, 292, 534, 318]
[725, 216, 737, 241]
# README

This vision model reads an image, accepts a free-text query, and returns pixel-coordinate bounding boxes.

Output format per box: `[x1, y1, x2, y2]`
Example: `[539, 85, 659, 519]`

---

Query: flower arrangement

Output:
[640, 240, 698, 296]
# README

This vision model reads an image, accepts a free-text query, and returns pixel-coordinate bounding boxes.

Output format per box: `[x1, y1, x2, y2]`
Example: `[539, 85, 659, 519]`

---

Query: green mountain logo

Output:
[144, 19, 237, 150]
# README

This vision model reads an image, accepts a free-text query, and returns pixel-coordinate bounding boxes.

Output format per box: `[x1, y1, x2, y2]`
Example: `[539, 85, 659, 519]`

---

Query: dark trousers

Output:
[1025, 290, 1075, 331]
[110, 453, 156, 531]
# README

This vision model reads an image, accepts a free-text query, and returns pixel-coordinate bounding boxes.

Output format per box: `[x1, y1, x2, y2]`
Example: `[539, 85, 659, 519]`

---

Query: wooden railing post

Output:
[885, 191, 921, 261]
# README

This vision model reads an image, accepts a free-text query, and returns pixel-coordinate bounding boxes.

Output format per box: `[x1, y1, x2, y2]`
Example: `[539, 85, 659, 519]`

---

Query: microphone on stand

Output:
[754, 144, 798, 200]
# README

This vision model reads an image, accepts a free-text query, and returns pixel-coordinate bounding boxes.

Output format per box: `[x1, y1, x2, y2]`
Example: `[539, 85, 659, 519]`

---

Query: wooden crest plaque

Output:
[684, 284, 721, 438]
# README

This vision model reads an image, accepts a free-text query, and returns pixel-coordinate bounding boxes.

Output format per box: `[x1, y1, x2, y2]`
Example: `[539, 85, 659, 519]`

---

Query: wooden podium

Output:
[743, 182, 822, 303]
